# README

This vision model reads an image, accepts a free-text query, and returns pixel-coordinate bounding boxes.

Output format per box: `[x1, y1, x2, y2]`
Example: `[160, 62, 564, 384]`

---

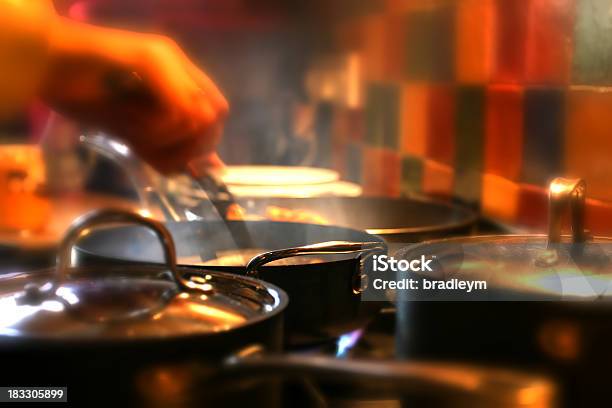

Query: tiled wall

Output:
[320, 0, 612, 234]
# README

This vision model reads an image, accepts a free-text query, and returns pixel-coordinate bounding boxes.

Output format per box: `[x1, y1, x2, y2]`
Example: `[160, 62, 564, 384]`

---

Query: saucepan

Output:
[0, 209, 556, 407]
[393, 178, 612, 407]
[74, 217, 386, 346]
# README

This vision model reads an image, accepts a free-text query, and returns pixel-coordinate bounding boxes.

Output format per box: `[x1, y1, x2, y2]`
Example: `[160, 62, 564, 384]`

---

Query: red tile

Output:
[455, 0, 494, 83]
[332, 107, 350, 145]
[493, 0, 529, 83]
[423, 160, 454, 198]
[362, 147, 401, 197]
[525, 0, 575, 84]
[426, 84, 455, 165]
[345, 109, 365, 142]
[517, 183, 548, 230]
[482, 174, 520, 223]
[484, 85, 524, 181]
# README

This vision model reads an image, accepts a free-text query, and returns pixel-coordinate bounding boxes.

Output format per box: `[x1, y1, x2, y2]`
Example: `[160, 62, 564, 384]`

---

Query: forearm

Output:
[47, 17, 151, 68]
[0, 0, 57, 116]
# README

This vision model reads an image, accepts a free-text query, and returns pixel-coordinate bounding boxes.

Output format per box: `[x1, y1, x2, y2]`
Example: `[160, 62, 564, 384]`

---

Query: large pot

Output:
[392, 178, 612, 407]
[0, 209, 556, 408]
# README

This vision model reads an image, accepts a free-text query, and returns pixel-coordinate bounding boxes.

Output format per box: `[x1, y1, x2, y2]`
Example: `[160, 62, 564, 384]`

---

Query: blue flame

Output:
[336, 329, 364, 357]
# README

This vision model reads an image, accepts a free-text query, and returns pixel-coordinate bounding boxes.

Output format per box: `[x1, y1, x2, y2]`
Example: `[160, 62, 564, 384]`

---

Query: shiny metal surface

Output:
[0, 209, 286, 341]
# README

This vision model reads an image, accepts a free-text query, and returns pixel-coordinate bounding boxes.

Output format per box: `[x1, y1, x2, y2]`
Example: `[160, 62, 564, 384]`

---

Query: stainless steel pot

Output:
[394, 178, 612, 407]
[73, 219, 387, 346]
[0, 209, 287, 407]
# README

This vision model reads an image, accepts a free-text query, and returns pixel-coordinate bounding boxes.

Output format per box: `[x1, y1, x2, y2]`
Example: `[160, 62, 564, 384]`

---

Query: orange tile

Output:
[482, 174, 520, 223]
[455, 0, 494, 83]
[517, 183, 548, 230]
[566, 87, 612, 201]
[384, 15, 407, 81]
[400, 83, 429, 157]
[484, 85, 524, 181]
[362, 15, 387, 82]
[423, 160, 454, 198]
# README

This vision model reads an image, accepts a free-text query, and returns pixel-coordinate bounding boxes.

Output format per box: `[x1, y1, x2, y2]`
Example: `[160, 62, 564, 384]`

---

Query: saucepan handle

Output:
[245, 241, 386, 294]
[210, 346, 555, 407]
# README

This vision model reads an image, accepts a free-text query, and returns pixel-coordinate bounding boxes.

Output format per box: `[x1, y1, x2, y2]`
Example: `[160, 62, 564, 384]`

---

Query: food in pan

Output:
[225, 203, 330, 225]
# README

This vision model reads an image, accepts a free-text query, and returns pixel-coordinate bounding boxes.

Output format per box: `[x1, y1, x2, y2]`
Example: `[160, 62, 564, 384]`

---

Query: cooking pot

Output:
[393, 178, 612, 407]
[0, 209, 557, 408]
[74, 219, 386, 346]
[0, 209, 287, 407]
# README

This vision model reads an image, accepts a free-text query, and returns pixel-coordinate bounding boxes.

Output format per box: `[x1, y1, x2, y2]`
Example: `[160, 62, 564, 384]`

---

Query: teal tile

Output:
[365, 82, 400, 149]
[454, 86, 485, 204]
[404, 5, 455, 82]
[365, 83, 384, 146]
[401, 155, 423, 195]
[522, 88, 565, 185]
[346, 142, 363, 183]
[573, 0, 612, 84]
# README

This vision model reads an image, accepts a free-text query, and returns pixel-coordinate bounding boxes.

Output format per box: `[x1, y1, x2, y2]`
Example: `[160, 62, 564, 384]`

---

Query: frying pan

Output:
[224, 196, 478, 243]
[81, 133, 477, 244]
[74, 219, 387, 346]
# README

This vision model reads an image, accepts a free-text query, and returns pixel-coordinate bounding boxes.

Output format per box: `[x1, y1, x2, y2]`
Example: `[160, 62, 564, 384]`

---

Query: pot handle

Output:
[215, 348, 555, 407]
[32, 209, 190, 297]
[548, 177, 587, 245]
[245, 241, 386, 294]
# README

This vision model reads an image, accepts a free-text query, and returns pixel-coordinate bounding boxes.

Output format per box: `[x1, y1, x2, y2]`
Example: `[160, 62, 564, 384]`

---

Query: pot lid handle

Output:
[547, 178, 587, 245]
[45, 209, 189, 298]
[245, 241, 386, 294]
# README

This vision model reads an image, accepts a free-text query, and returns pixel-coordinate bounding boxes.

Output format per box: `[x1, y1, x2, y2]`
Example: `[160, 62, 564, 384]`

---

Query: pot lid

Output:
[0, 210, 286, 342]
[394, 178, 612, 301]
